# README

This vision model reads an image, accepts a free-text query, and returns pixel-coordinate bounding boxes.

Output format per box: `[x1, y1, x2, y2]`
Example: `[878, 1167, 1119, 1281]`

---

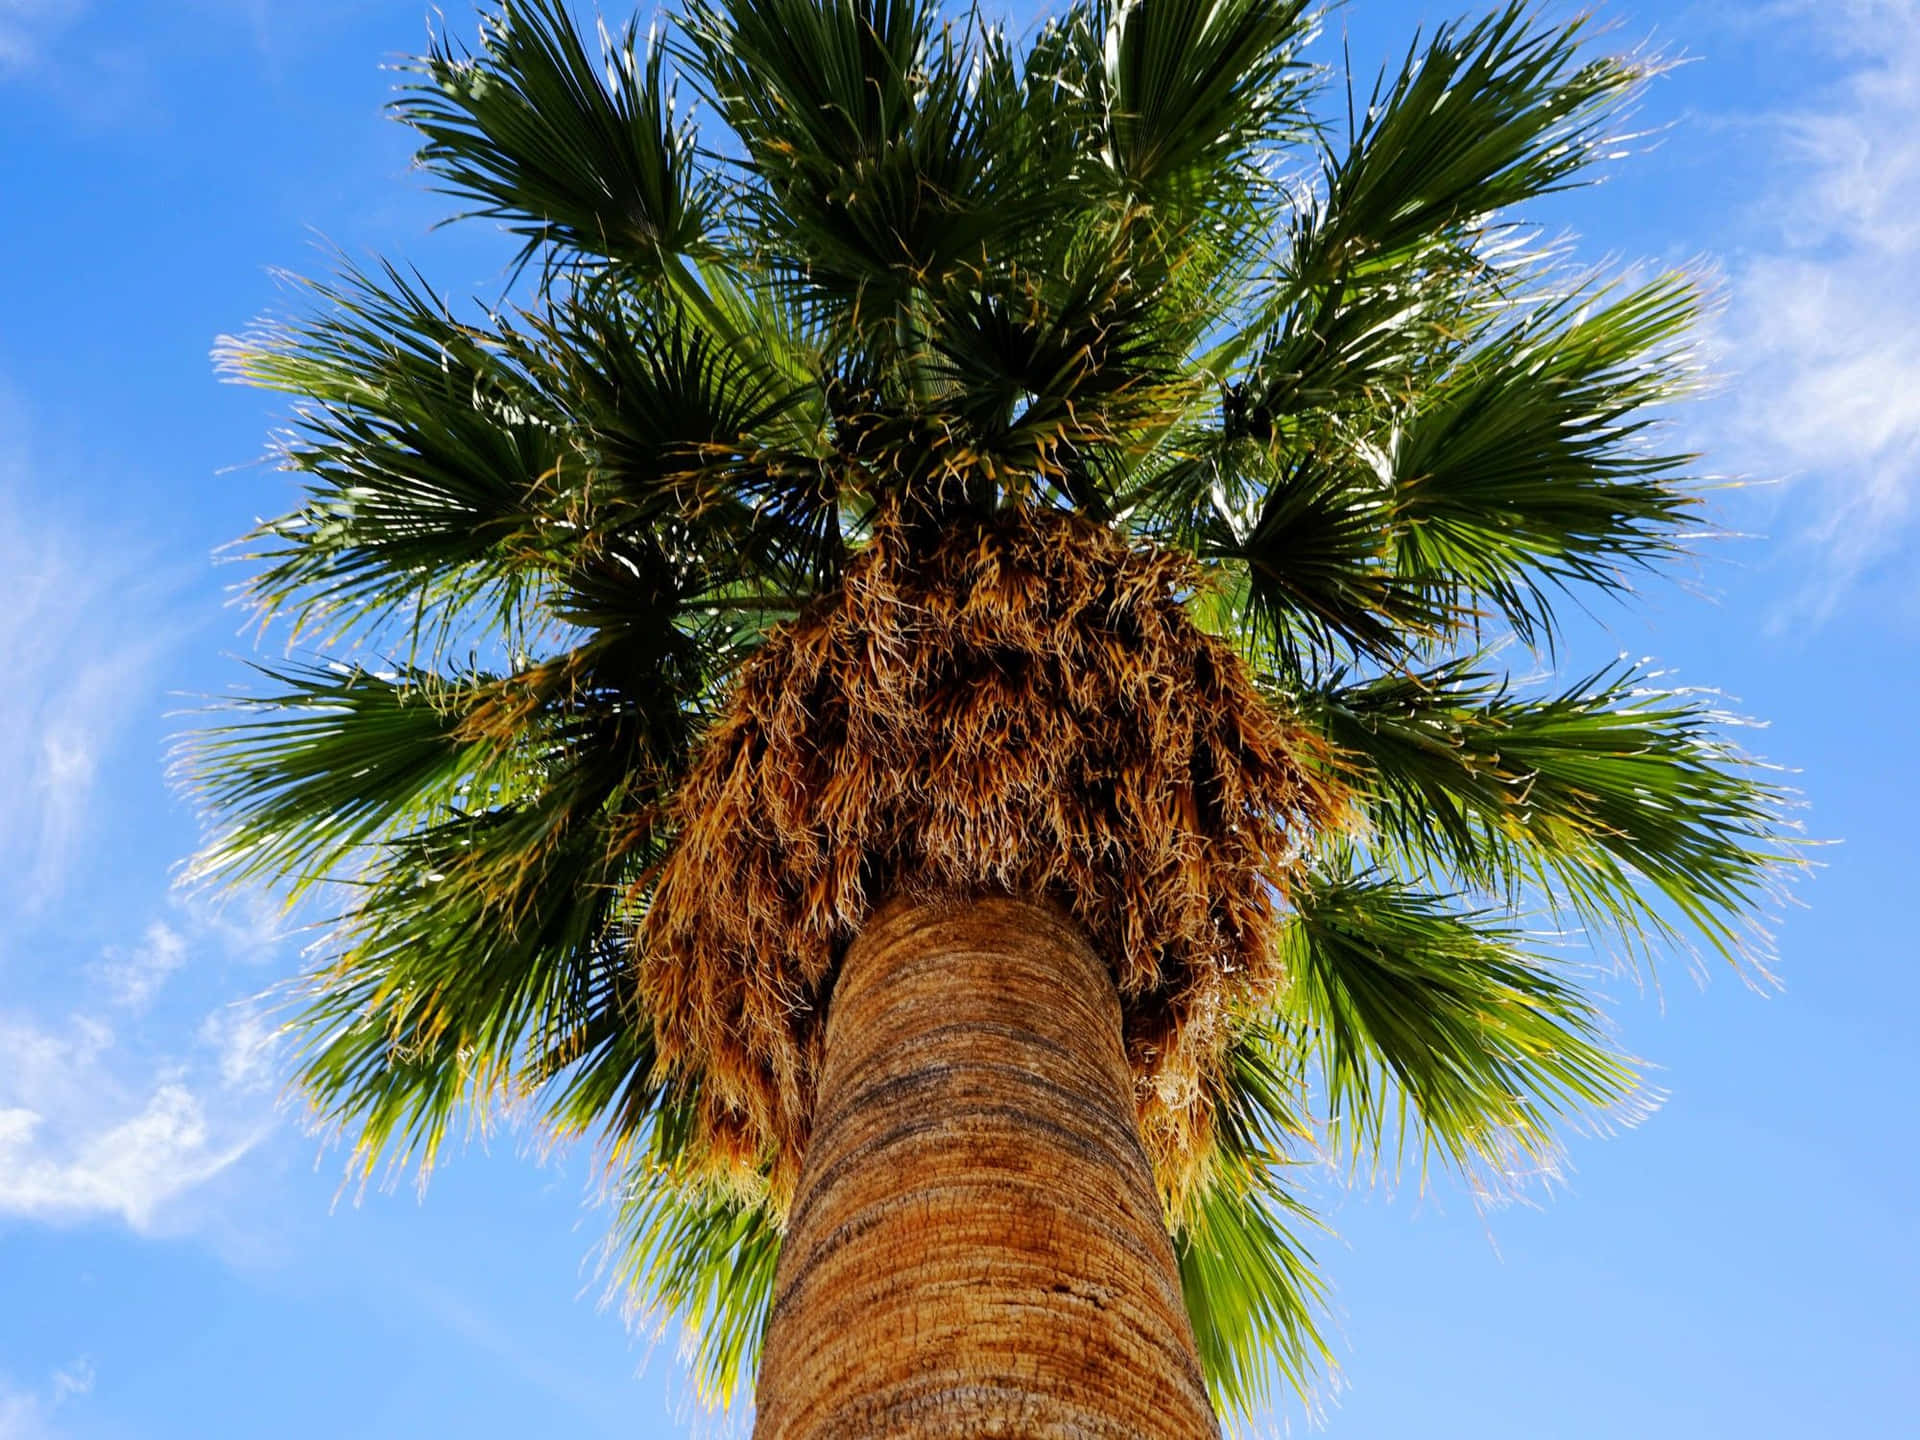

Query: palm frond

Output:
[679, 0, 989, 328]
[1201, 445, 1452, 665]
[1291, 4, 1640, 289]
[397, 0, 716, 272]
[1177, 1172, 1330, 1426]
[1175, 1022, 1331, 1423]
[1300, 658, 1794, 965]
[1229, 4, 1646, 444]
[217, 262, 564, 648]
[190, 661, 525, 894]
[1388, 274, 1703, 642]
[920, 240, 1202, 511]
[295, 813, 640, 1176]
[1099, 0, 1317, 207]
[293, 709, 669, 1179]
[613, 1178, 781, 1409]
[222, 254, 845, 657]
[1277, 857, 1643, 1179]
[189, 649, 674, 1180]
[518, 281, 845, 593]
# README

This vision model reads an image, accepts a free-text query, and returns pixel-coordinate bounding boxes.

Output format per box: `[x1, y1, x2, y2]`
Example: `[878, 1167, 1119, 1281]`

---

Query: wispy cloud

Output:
[0, 1360, 93, 1440]
[198, 996, 282, 1094]
[0, 1085, 246, 1230]
[0, 386, 181, 910]
[0, 1009, 258, 1232]
[0, 387, 291, 1234]
[0, 909, 284, 1233]
[1716, 0, 1920, 618]
[95, 922, 188, 1012]
[0, 1384, 54, 1440]
[0, 0, 85, 72]
[43, 1366, 89, 1410]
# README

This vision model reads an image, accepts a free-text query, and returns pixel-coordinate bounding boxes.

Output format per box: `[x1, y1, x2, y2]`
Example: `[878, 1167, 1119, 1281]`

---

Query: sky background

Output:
[1, 0, 1916, 1435]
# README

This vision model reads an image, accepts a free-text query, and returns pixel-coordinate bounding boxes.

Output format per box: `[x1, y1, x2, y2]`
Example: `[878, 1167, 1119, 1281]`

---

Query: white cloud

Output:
[0, 907, 294, 1234]
[0, 387, 179, 909]
[0, 1384, 52, 1440]
[0, 1084, 248, 1230]
[1717, 0, 1920, 616]
[0, 0, 85, 72]
[46, 1364, 91, 1407]
[96, 921, 188, 1012]
[0, 882, 299, 1234]
[198, 998, 282, 1094]
[0, 1360, 93, 1440]
[0, 1009, 258, 1231]
[180, 885, 291, 967]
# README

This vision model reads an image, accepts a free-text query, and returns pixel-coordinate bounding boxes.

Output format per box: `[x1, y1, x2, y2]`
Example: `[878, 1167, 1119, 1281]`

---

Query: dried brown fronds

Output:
[640, 506, 1348, 1211]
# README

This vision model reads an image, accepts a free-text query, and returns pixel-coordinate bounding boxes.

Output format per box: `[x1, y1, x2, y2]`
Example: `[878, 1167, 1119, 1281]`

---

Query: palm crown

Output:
[196, 0, 1789, 1421]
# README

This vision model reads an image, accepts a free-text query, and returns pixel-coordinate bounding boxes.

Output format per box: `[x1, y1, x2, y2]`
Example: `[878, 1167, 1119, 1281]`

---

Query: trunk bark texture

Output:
[753, 894, 1220, 1439]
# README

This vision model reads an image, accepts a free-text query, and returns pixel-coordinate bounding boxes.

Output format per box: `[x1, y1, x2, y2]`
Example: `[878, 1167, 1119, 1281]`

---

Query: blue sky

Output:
[1, 1, 1915, 1435]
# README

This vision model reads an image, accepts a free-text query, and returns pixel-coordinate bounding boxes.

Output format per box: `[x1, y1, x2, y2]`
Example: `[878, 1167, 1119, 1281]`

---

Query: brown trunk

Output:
[753, 894, 1221, 1439]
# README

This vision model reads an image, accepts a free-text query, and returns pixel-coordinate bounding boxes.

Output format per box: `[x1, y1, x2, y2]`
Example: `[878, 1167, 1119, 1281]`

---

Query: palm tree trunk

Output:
[753, 894, 1220, 1439]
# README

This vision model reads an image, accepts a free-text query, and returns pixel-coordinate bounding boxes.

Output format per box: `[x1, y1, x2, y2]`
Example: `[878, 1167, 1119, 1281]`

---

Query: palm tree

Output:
[193, 0, 1791, 1433]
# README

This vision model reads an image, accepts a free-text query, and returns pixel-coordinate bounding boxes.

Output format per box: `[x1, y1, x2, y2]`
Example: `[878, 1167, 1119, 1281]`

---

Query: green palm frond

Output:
[1099, 0, 1316, 206]
[519, 284, 845, 593]
[217, 262, 565, 648]
[1276, 858, 1642, 1179]
[1304, 4, 1638, 275]
[1228, 4, 1642, 414]
[1300, 658, 1791, 964]
[1388, 274, 1703, 643]
[306, 708, 676, 1176]
[191, 662, 526, 893]
[1202, 444, 1452, 664]
[613, 1178, 781, 1409]
[292, 797, 644, 1179]
[189, 656, 669, 1178]
[397, 0, 716, 272]
[1174, 1020, 1332, 1422]
[680, 0, 990, 330]
[1177, 1171, 1330, 1426]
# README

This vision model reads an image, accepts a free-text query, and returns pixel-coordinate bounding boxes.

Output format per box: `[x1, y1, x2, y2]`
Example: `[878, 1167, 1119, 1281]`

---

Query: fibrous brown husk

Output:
[639, 506, 1344, 1211]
